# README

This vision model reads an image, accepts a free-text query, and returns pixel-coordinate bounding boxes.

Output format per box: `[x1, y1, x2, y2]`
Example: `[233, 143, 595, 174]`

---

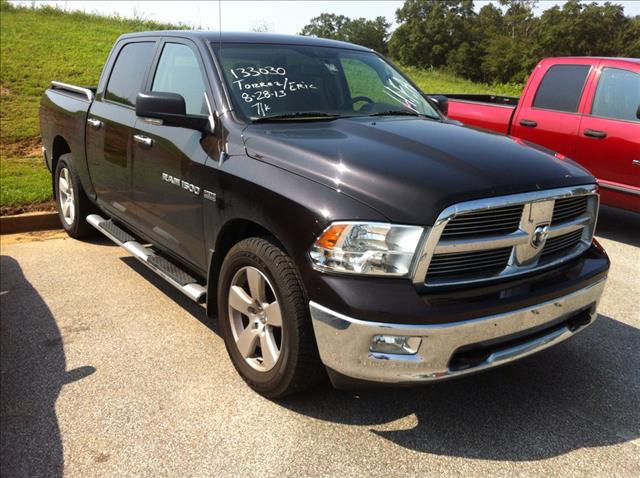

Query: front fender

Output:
[202, 154, 386, 310]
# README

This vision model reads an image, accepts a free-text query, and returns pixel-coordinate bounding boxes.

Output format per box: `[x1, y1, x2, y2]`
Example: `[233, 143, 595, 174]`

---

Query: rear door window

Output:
[591, 68, 640, 122]
[105, 42, 155, 107]
[533, 64, 591, 113]
[152, 43, 208, 115]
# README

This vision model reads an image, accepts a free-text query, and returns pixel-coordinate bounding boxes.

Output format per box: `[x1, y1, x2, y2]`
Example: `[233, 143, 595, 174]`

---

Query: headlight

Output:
[309, 222, 424, 277]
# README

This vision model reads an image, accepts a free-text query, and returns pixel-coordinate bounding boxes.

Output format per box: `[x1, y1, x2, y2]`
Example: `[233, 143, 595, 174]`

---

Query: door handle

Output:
[584, 129, 607, 139]
[633, 160, 640, 166]
[87, 118, 103, 128]
[519, 119, 537, 128]
[133, 134, 153, 147]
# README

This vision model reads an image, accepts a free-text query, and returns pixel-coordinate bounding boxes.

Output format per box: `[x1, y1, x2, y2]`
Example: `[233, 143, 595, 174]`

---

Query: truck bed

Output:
[39, 81, 94, 187]
[50, 81, 96, 101]
[441, 94, 519, 135]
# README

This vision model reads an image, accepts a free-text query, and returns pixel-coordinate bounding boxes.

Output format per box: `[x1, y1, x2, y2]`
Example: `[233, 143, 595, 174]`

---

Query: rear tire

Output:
[54, 154, 96, 238]
[218, 237, 324, 397]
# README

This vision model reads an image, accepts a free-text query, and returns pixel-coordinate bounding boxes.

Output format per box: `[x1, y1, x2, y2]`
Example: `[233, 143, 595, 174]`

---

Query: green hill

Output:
[0, 2, 183, 210]
[0, 3, 521, 210]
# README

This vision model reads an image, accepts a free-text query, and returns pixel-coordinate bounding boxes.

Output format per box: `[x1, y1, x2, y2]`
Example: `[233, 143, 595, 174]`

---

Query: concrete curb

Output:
[0, 211, 61, 235]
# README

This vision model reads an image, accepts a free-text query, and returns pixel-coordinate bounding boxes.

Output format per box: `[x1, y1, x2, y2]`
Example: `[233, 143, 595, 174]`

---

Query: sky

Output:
[10, 1, 640, 34]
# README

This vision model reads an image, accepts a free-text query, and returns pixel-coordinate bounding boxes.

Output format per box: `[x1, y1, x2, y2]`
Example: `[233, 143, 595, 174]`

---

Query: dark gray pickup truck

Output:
[40, 31, 609, 397]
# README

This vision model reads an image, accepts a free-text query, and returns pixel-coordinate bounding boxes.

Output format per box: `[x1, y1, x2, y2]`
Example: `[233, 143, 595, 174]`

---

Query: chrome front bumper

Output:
[309, 278, 606, 383]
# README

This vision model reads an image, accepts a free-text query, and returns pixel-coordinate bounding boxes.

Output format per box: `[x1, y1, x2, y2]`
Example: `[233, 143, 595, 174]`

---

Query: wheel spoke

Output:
[59, 177, 69, 195]
[67, 201, 75, 221]
[61, 199, 70, 216]
[229, 285, 253, 315]
[263, 301, 282, 327]
[260, 328, 279, 369]
[246, 267, 266, 303]
[236, 326, 259, 358]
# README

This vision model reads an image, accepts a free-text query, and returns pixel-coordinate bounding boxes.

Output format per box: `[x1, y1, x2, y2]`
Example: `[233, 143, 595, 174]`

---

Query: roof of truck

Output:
[545, 56, 640, 65]
[118, 31, 371, 52]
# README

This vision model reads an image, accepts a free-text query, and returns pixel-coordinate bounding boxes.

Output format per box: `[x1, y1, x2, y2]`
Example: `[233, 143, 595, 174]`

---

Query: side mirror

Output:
[636, 104, 640, 120]
[427, 94, 449, 116]
[136, 91, 210, 132]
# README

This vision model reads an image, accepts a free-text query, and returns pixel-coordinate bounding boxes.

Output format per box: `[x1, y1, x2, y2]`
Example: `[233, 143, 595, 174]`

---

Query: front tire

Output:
[218, 237, 324, 397]
[54, 154, 96, 238]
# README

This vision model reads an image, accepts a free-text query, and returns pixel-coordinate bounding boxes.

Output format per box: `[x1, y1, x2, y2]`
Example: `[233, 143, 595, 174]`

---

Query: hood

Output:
[243, 117, 594, 225]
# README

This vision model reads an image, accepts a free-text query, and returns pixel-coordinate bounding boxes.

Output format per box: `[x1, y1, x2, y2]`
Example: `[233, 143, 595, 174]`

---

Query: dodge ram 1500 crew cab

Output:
[40, 32, 609, 397]
[441, 57, 640, 213]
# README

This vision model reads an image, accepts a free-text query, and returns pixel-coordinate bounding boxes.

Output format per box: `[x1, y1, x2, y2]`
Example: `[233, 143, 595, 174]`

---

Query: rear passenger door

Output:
[86, 39, 157, 219]
[131, 39, 215, 270]
[512, 62, 593, 158]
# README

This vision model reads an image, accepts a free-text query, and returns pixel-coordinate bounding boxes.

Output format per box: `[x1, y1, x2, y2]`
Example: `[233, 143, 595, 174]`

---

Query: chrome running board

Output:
[87, 214, 206, 303]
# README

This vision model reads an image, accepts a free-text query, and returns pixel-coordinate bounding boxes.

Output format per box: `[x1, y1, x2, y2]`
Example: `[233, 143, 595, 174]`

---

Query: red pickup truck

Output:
[443, 57, 640, 212]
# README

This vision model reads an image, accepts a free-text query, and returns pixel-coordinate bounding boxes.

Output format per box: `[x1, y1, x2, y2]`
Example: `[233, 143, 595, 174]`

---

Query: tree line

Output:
[300, 0, 640, 84]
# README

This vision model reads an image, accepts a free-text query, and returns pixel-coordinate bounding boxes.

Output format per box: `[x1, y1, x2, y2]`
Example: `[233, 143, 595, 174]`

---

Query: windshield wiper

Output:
[252, 112, 343, 123]
[368, 110, 420, 117]
[367, 110, 441, 120]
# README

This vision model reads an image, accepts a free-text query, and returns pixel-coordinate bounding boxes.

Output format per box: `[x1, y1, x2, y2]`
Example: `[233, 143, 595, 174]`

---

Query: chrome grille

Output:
[413, 185, 599, 287]
[427, 247, 512, 279]
[440, 205, 523, 239]
[541, 230, 583, 259]
[552, 196, 588, 224]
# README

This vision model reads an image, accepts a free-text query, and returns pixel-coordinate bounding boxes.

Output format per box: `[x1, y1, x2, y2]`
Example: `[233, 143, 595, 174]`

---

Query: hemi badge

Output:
[204, 190, 217, 202]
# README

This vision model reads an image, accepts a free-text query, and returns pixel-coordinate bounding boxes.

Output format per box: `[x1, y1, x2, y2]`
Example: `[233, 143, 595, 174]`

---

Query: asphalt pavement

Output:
[1, 206, 639, 477]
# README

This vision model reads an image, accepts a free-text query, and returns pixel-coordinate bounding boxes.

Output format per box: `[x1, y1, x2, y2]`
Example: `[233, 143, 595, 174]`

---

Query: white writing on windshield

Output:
[229, 66, 318, 117]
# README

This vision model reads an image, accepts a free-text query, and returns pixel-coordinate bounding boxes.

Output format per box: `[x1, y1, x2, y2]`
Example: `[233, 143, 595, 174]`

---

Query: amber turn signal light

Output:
[315, 224, 347, 249]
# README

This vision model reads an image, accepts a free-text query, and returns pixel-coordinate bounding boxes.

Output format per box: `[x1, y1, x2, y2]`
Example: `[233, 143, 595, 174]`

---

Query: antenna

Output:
[218, 0, 223, 50]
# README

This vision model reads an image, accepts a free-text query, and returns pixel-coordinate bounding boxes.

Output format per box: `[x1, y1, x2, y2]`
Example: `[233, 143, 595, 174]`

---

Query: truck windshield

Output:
[213, 43, 440, 121]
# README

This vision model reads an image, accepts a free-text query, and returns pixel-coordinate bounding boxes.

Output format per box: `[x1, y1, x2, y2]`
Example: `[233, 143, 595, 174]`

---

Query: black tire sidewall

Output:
[218, 241, 301, 392]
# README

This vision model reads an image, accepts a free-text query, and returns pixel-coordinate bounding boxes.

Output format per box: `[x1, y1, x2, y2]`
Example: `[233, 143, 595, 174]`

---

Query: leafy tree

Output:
[388, 0, 475, 68]
[300, 13, 349, 40]
[536, 0, 630, 57]
[448, 3, 504, 81]
[499, 0, 538, 40]
[480, 0, 539, 83]
[302, 1, 640, 86]
[343, 16, 390, 53]
[300, 13, 390, 53]
[620, 16, 640, 57]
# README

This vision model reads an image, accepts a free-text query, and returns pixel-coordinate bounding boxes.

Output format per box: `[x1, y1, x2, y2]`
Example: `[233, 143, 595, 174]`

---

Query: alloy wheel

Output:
[228, 266, 283, 372]
[58, 167, 75, 226]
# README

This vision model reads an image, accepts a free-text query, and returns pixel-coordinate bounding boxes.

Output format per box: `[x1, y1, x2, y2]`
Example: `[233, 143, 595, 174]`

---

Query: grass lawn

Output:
[0, 156, 52, 211]
[402, 66, 523, 97]
[0, 3, 181, 211]
[0, 3, 524, 211]
[0, 3, 182, 144]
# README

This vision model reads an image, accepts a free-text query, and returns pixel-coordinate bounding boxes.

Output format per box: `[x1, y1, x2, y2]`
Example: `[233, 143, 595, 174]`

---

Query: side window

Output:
[533, 64, 591, 113]
[105, 42, 155, 107]
[152, 43, 207, 115]
[591, 68, 640, 122]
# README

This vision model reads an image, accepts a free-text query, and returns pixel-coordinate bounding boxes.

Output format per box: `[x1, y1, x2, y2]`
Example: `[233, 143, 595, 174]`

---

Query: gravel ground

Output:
[1, 206, 638, 478]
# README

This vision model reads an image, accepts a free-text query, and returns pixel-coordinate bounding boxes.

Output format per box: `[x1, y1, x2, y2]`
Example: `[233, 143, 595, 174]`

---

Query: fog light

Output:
[370, 335, 422, 355]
